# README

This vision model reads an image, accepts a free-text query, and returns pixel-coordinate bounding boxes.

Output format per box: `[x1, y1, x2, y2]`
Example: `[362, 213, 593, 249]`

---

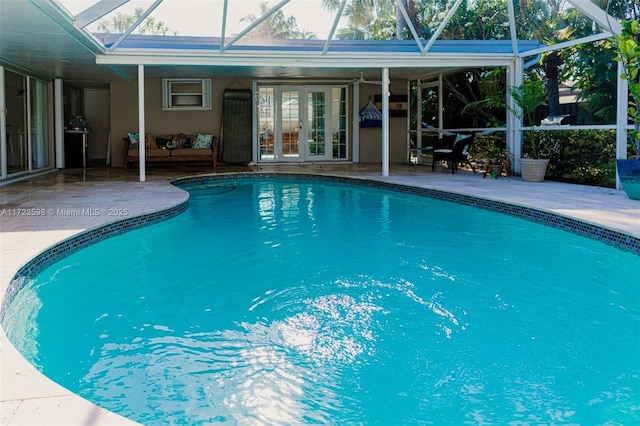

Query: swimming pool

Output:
[3, 176, 639, 425]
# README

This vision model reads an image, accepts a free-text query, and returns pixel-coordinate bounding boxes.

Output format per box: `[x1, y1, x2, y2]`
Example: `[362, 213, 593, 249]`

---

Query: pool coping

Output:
[1, 171, 639, 425]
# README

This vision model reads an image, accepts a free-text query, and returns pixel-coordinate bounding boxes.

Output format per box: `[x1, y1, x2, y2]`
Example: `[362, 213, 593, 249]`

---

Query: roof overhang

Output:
[95, 35, 542, 82]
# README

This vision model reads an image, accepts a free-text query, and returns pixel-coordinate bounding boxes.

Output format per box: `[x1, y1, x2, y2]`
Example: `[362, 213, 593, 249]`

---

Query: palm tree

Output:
[322, 0, 396, 40]
[97, 7, 176, 35]
[241, 1, 316, 39]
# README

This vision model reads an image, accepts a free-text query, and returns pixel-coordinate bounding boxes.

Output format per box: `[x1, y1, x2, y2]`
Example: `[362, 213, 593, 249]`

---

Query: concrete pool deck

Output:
[1, 164, 639, 425]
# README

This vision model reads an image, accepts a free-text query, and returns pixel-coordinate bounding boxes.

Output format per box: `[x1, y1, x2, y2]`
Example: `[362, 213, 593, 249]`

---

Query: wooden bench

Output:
[123, 134, 218, 170]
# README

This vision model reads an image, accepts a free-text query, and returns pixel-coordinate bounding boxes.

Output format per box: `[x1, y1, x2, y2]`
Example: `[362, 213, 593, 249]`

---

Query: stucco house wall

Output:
[357, 81, 410, 164]
[110, 77, 232, 168]
[110, 78, 409, 168]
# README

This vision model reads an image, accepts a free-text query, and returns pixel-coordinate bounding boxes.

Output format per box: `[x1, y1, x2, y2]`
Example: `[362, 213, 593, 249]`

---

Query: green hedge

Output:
[536, 130, 616, 188]
[470, 130, 619, 188]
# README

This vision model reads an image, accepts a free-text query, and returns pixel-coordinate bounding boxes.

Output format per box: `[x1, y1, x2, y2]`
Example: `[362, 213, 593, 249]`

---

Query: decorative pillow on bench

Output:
[127, 133, 157, 149]
[193, 133, 214, 149]
[156, 136, 172, 149]
[124, 132, 218, 169]
[127, 133, 215, 151]
[167, 133, 191, 149]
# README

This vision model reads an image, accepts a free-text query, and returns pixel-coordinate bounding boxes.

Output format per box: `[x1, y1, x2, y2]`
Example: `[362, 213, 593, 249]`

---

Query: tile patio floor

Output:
[1, 164, 639, 425]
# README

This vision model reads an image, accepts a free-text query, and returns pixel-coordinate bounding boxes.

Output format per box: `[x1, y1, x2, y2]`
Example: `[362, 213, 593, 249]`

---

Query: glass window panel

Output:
[258, 87, 275, 161]
[332, 87, 347, 159]
[30, 77, 50, 170]
[5, 70, 27, 174]
[307, 91, 325, 157]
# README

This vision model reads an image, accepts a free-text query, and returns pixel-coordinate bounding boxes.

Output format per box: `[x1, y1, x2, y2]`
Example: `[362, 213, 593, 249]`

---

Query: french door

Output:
[258, 86, 345, 163]
[280, 89, 301, 161]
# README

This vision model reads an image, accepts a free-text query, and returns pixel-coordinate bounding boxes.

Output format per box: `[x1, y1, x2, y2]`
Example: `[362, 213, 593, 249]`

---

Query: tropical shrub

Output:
[536, 130, 617, 187]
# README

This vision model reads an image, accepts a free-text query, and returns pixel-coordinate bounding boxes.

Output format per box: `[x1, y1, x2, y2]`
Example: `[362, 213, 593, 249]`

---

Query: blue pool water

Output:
[3, 178, 640, 425]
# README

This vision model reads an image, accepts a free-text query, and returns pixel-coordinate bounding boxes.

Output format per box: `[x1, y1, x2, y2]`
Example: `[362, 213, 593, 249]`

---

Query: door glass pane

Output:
[258, 88, 275, 161]
[281, 90, 299, 159]
[332, 87, 347, 159]
[5, 70, 27, 174]
[30, 78, 50, 170]
[307, 91, 325, 157]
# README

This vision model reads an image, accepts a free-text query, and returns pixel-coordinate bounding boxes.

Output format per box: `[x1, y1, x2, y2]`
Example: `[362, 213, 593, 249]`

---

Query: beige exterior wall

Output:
[110, 77, 409, 168]
[357, 81, 409, 164]
[110, 77, 249, 168]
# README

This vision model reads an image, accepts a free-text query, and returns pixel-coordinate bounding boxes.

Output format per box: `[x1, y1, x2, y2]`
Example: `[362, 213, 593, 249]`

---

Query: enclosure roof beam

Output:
[422, 0, 465, 55]
[223, 0, 292, 51]
[565, 0, 622, 34]
[107, 0, 164, 52]
[394, 0, 426, 54]
[506, 0, 519, 57]
[74, 0, 131, 28]
[520, 32, 612, 57]
[323, 0, 348, 54]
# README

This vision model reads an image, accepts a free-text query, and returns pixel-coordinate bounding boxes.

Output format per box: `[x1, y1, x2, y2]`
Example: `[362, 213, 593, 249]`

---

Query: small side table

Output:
[409, 146, 433, 170]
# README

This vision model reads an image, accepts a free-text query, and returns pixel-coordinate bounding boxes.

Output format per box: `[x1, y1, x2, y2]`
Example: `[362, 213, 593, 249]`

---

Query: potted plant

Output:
[612, 19, 640, 200]
[486, 162, 504, 179]
[474, 136, 506, 178]
[508, 79, 549, 182]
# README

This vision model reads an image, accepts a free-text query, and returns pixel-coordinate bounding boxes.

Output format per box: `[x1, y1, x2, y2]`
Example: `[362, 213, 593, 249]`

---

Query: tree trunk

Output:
[545, 52, 562, 117]
[396, 0, 408, 39]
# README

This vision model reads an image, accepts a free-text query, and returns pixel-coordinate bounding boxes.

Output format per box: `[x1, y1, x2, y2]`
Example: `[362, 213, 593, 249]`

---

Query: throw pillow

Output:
[128, 132, 139, 143]
[193, 133, 213, 149]
[171, 133, 191, 149]
[145, 135, 158, 149]
[156, 137, 172, 149]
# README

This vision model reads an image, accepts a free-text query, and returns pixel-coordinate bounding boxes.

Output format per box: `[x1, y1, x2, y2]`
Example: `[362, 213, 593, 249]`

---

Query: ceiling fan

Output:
[352, 71, 383, 85]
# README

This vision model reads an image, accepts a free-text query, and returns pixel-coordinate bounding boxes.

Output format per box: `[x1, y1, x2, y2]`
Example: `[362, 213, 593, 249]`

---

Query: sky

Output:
[58, 0, 343, 38]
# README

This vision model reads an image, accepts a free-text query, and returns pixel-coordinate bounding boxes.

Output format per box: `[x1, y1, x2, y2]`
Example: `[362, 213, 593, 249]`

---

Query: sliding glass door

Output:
[1, 68, 51, 179]
[30, 78, 51, 170]
[4, 70, 28, 175]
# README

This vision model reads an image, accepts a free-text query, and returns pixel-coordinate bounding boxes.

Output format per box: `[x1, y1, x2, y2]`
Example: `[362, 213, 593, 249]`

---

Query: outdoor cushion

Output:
[193, 133, 214, 149]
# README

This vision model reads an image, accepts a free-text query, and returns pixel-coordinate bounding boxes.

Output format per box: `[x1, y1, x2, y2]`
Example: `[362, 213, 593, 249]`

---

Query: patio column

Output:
[616, 61, 628, 190]
[54, 79, 64, 169]
[506, 59, 523, 173]
[138, 64, 146, 182]
[352, 82, 360, 163]
[382, 67, 390, 177]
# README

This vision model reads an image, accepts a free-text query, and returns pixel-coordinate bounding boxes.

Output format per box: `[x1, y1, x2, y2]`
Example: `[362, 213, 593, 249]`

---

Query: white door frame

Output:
[256, 84, 341, 164]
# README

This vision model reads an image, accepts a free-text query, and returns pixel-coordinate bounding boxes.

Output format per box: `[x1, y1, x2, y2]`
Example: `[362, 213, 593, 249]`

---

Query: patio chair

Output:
[432, 133, 476, 174]
[409, 133, 456, 169]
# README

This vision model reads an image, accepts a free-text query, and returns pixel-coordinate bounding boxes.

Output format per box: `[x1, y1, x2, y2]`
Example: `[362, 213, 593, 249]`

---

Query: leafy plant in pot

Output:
[508, 79, 549, 182]
[474, 136, 509, 178]
[612, 19, 640, 200]
[486, 142, 506, 178]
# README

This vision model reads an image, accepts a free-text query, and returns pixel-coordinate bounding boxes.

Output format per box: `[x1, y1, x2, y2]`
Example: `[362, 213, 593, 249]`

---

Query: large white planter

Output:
[520, 158, 549, 182]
